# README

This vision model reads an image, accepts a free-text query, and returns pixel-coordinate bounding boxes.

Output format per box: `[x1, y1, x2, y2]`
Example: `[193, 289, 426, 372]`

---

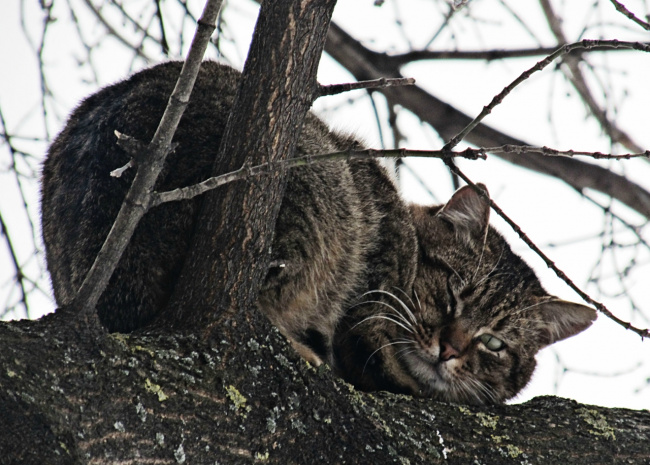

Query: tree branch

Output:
[1, 315, 649, 463]
[325, 22, 650, 219]
[0, 212, 28, 317]
[486, 144, 650, 160]
[157, 0, 339, 334]
[383, 44, 649, 66]
[149, 144, 649, 208]
[610, 0, 650, 31]
[444, 39, 650, 151]
[318, 77, 415, 97]
[540, 0, 644, 153]
[150, 148, 484, 206]
[67, 0, 224, 321]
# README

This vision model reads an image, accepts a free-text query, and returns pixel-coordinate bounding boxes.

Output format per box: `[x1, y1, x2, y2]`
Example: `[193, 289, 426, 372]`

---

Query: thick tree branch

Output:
[324, 22, 650, 219]
[157, 0, 339, 334]
[1, 315, 649, 464]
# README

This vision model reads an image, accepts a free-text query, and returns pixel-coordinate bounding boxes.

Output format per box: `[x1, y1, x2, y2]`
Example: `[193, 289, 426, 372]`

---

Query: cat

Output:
[41, 60, 597, 404]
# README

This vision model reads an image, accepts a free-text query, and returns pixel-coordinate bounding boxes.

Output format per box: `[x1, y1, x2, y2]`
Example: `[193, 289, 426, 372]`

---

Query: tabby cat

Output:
[41, 61, 596, 404]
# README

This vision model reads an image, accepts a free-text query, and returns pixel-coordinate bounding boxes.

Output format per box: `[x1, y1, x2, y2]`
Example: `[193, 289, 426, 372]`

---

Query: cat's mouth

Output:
[400, 350, 455, 396]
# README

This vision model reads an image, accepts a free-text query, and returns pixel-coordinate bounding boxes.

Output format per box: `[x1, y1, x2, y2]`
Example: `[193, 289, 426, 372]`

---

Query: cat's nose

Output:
[439, 341, 459, 361]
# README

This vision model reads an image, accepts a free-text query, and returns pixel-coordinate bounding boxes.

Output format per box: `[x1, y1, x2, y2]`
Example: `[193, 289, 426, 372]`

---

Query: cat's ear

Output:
[437, 183, 490, 239]
[535, 300, 597, 347]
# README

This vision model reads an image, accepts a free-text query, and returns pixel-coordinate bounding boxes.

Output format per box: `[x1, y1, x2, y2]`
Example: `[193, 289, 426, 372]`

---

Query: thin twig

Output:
[445, 161, 649, 339]
[70, 0, 224, 317]
[318, 77, 415, 97]
[386, 44, 648, 65]
[0, 212, 29, 318]
[576, 188, 650, 251]
[610, 0, 650, 31]
[443, 39, 650, 151]
[152, 143, 650, 207]
[540, 0, 644, 154]
[80, 0, 151, 61]
[154, 0, 170, 55]
[152, 148, 485, 207]
[485, 144, 650, 160]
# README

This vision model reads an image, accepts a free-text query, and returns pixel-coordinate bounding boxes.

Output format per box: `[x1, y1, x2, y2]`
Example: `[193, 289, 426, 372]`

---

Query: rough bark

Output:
[157, 0, 338, 333]
[1, 313, 648, 464]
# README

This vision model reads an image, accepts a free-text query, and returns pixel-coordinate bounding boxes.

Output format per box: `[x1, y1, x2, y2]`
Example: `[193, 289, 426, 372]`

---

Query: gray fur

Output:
[42, 61, 596, 404]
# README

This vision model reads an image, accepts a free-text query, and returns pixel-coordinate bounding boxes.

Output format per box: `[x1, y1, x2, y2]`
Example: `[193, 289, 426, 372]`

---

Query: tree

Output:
[1, 0, 649, 462]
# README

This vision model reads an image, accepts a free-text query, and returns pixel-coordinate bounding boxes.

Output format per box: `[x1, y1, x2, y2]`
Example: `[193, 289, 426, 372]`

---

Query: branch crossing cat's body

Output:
[42, 61, 596, 404]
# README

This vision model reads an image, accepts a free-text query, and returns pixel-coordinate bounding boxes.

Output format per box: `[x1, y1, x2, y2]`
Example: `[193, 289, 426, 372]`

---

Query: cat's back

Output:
[42, 62, 243, 329]
[41, 60, 414, 336]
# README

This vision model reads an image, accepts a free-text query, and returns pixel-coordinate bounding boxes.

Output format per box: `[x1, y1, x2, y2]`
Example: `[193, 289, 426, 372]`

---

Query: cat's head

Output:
[335, 184, 596, 404]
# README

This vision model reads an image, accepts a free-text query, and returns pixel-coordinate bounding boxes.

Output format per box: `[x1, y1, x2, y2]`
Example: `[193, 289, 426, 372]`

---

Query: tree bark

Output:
[1, 314, 648, 464]
[157, 0, 338, 334]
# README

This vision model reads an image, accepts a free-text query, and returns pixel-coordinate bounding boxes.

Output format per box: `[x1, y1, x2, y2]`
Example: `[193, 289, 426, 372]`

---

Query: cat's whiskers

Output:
[471, 246, 506, 288]
[393, 345, 419, 363]
[468, 377, 498, 404]
[433, 255, 466, 287]
[514, 299, 556, 315]
[470, 235, 489, 285]
[350, 311, 415, 335]
[472, 271, 517, 290]
[362, 290, 419, 326]
[348, 296, 415, 330]
[413, 289, 422, 311]
[391, 287, 421, 321]
[361, 339, 414, 376]
[449, 375, 492, 404]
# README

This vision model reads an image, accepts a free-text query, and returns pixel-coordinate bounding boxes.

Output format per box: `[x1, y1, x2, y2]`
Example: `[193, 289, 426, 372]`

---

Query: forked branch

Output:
[151, 148, 484, 207]
[443, 39, 650, 151]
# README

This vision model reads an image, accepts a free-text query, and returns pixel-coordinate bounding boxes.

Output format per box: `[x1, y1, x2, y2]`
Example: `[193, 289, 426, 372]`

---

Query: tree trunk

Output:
[1, 314, 648, 464]
[157, 0, 338, 333]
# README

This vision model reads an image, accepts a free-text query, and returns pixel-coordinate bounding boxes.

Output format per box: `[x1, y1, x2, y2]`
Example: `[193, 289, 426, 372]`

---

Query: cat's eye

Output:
[479, 334, 505, 351]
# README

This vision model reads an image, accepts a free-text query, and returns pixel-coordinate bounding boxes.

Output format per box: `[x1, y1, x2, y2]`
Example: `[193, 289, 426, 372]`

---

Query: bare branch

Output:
[486, 144, 650, 160]
[153, 144, 650, 208]
[318, 77, 415, 97]
[610, 0, 650, 31]
[445, 161, 650, 339]
[540, 0, 644, 153]
[0, 212, 29, 318]
[151, 148, 485, 207]
[325, 23, 650, 219]
[79, 0, 152, 61]
[385, 44, 648, 65]
[69, 0, 224, 318]
[444, 39, 650, 151]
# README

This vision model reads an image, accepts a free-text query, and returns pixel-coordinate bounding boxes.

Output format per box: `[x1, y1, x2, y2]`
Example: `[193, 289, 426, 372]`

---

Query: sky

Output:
[0, 0, 649, 410]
